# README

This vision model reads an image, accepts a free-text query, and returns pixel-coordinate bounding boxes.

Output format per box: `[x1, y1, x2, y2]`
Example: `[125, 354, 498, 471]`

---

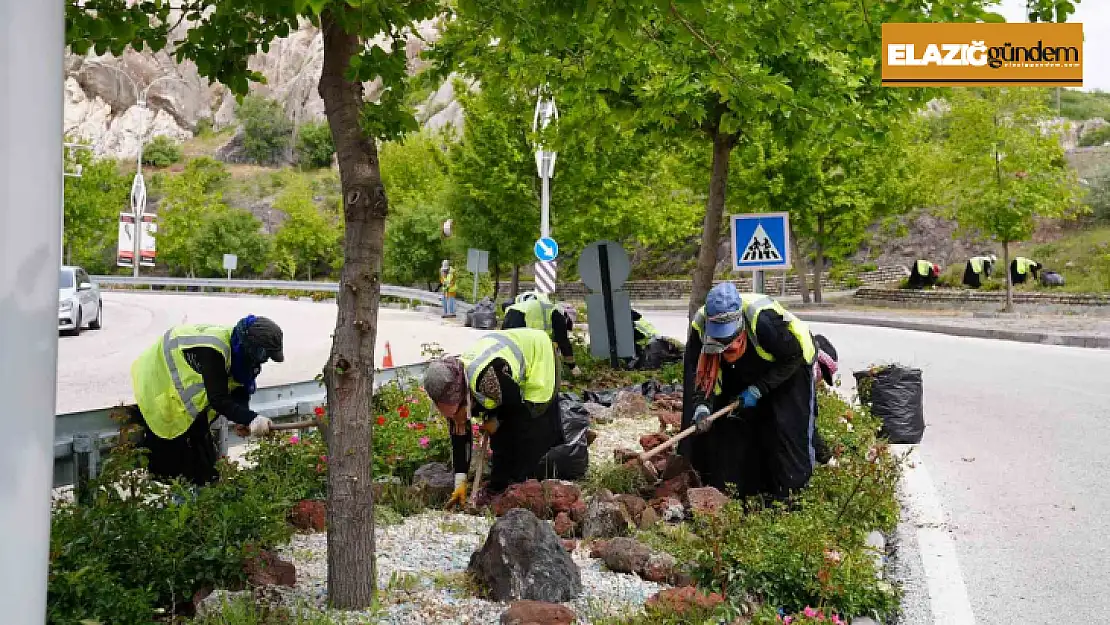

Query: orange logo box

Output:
[882, 22, 1082, 87]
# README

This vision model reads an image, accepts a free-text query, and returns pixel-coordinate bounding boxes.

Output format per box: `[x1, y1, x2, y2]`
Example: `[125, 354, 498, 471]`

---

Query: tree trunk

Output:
[813, 217, 825, 304]
[688, 126, 735, 321]
[790, 225, 811, 304]
[1003, 239, 1013, 312]
[318, 10, 385, 609]
[510, 264, 520, 299]
[492, 262, 501, 302]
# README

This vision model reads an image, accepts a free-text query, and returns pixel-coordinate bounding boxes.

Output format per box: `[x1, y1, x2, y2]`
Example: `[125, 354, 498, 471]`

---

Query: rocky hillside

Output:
[64, 19, 461, 159]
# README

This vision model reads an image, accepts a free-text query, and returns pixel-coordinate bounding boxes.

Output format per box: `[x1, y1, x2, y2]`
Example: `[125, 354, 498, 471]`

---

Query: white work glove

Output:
[570, 365, 583, 377]
[249, 416, 273, 437]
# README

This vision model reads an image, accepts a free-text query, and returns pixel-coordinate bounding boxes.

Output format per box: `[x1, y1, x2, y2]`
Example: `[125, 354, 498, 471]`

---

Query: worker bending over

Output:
[1010, 257, 1042, 285]
[680, 283, 817, 501]
[907, 259, 940, 288]
[502, 297, 581, 376]
[962, 254, 997, 288]
[422, 328, 588, 506]
[131, 315, 284, 485]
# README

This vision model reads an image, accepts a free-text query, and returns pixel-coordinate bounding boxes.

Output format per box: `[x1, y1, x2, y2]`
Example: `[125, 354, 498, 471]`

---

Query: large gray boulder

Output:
[468, 508, 582, 603]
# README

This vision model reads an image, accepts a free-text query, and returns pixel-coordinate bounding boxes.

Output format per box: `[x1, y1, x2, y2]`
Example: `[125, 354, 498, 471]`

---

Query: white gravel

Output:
[272, 511, 664, 624]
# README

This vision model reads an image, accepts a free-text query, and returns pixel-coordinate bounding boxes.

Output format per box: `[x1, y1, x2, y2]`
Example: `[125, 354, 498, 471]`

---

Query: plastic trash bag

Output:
[540, 401, 590, 480]
[1040, 271, 1065, 287]
[854, 366, 925, 444]
[641, 337, 685, 370]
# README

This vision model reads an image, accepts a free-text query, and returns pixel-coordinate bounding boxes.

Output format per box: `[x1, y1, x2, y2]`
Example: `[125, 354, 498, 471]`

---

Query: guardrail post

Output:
[72, 434, 100, 504]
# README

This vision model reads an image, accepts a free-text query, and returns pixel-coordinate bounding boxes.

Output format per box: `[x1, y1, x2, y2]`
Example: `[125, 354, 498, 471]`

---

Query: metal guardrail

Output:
[54, 361, 431, 490]
[91, 276, 474, 312]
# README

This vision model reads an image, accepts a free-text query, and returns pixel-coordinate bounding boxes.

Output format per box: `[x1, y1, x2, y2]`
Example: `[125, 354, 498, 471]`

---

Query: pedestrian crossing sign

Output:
[731, 212, 791, 271]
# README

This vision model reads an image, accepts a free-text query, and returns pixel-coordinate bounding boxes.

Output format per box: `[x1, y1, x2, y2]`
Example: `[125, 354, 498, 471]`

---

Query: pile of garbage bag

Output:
[465, 297, 498, 330]
[853, 365, 925, 444]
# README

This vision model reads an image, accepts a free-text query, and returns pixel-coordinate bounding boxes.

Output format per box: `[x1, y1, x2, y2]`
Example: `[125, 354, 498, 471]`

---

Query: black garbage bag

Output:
[641, 337, 685, 370]
[1040, 271, 1065, 287]
[540, 403, 590, 480]
[582, 389, 617, 407]
[559, 391, 582, 404]
[854, 365, 926, 444]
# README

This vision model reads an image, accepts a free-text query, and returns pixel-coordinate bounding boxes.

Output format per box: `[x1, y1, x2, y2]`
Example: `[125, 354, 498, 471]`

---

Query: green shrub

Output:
[584, 462, 649, 496]
[141, 135, 183, 167]
[371, 376, 452, 482]
[48, 447, 293, 624]
[296, 120, 335, 169]
[237, 96, 293, 165]
[1079, 125, 1110, 148]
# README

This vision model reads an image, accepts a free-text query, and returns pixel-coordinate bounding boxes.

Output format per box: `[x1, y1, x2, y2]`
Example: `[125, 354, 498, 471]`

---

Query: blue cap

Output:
[704, 282, 742, 339]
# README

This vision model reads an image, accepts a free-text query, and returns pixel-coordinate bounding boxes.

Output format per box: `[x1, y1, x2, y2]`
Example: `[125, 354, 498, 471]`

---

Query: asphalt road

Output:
[644, 309, 1110, 625]
[55, 292, 486, 413]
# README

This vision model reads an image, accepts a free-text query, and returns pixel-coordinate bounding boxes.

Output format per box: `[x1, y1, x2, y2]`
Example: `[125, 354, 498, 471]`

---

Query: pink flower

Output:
[419, 436, 430, 448]
[289, 435, 300, 445]
[320, 455, 327, 463]
[824, 548, 842, 564]
[783, 617, 793, 625]
[406, 422, 417, 429]
[804, 607, 818, 618]
[832, 616, 844, 625]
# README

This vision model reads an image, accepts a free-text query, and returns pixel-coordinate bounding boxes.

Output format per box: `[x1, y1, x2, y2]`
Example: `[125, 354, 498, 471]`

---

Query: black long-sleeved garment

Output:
[501, 309, 575, 363]
[182, 346, 257, 427]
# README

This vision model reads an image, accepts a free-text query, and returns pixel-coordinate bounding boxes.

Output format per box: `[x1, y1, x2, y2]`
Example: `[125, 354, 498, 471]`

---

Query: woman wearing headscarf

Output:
[130, 315, 285, 485]
[422, 328, 588, 507]
[680, 283, 818, 501]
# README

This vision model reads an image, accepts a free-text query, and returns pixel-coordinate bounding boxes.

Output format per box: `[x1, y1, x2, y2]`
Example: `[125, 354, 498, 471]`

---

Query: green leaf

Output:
[307, 0, 330, 15]
[980, 12, 1006, 23]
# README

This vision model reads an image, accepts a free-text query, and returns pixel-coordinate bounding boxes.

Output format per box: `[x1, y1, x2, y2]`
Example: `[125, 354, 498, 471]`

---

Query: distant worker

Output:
[1010, 257, 1042, 285]
[516, 290, 551, 304]
[962, 253, 997, 289]
[907, 259, 941, 289]
[502, 298, 582, 376]
[130, 316, 285, 486]
[631, 309, 661, 351]
[422, 328, 589, 505]
[680, 283, 817, 501]
[436, 260, 457, 317]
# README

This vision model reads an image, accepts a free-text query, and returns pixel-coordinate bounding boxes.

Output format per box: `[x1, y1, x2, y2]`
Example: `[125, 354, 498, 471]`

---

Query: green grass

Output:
[181, 127, 237, 159]
[1019, 226, 1110, 293]
[191, 595, 338, 624]
[583, 461, 650, 496]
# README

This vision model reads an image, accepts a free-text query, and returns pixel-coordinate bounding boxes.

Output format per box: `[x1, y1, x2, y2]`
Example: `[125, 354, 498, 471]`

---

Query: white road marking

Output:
[895, 444, 977, 625]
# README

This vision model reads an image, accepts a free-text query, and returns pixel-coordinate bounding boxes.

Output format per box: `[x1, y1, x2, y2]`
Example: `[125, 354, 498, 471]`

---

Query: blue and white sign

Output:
[730, 212, 791, 271]
[534, 237, 559, 262]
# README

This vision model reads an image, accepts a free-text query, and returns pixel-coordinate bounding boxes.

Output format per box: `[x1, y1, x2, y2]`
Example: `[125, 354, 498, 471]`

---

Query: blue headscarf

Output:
[230, 315, 262, 395]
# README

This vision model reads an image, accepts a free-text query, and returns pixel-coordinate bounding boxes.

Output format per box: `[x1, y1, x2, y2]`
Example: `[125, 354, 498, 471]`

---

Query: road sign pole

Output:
[0, 0, 62, 620]
[753, 270, 765, 294]
[598, 244, 620, 368]
[473, 269, 479, 304]
[541, 173, 551, 239]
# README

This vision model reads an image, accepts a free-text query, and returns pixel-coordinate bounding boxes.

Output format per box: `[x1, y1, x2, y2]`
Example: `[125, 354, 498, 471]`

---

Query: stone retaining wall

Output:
[497, 266, 908, 301]
[854, 287, 1110, 307]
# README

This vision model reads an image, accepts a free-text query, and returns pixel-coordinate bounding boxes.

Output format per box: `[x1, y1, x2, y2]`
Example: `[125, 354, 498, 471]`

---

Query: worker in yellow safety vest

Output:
[1010, 256, 1042, 285]
[680, 282, 818, 500]
[422, 328, 589, 506]
[962, 253, 997, 289]
[908, 259, 940, 289]
[130, 315, 285, 485]
[437, 260, 458, 317]
[502, 298, 581, 376]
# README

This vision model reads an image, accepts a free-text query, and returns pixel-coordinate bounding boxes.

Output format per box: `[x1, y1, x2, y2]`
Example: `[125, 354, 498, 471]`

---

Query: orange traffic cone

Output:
[382, 342, 394, 368]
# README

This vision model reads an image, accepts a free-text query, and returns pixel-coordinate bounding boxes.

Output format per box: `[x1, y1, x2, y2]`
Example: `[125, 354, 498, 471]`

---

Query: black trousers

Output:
[690, 366, 816, 501]
[133, 406, 220, 487]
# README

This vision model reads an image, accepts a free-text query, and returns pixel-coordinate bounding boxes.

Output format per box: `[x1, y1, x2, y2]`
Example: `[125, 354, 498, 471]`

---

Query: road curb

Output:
[797, 312, 1110, 350]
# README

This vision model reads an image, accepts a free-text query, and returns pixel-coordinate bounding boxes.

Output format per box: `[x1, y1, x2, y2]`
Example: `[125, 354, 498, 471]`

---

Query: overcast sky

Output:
[994, 0, 1108, 91]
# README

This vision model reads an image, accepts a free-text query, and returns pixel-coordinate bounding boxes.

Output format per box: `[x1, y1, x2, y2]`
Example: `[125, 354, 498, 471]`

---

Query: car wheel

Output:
[89, 300, 103, 330]
[67, 310, 82, 337]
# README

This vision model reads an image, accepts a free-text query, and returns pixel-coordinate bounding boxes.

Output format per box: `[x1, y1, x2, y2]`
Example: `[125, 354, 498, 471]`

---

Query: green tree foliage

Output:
[141, 135, 183, 167]
[198, 207, 271, 276]
[297, 120, 336, 168]
[933, 89, 1083, 310]
[1078, 125, 1110, 148]
[63, 150, 129, 272]
[1086, 164, 1110, 223]
[238, 95, 293, 165]
[379, 133, 451, 288]
[271, 175, 340, 279]
[157, 157, 231, 277]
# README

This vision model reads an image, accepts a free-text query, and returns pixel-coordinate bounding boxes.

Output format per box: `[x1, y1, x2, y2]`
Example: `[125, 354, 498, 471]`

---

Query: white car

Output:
[58, 266, 102, 336]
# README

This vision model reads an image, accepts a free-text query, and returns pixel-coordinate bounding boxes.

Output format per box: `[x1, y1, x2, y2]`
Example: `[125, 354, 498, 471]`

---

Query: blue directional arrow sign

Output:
[534, 237, 559, 262]
[731, 212, 791, 271]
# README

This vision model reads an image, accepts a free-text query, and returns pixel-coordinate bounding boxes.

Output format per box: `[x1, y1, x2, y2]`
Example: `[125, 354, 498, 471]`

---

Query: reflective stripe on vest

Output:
[741, 295, 817, 365]
[459, 328, 556, 409]
[508, 299, 555, 335]
[132, 324, 238, 440]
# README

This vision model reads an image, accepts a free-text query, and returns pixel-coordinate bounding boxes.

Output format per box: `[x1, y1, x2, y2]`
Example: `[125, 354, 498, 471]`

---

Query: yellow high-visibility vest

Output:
[131, 324, 242, 440]
[507, 298, 557, 336]
[459, 328, 556, 409]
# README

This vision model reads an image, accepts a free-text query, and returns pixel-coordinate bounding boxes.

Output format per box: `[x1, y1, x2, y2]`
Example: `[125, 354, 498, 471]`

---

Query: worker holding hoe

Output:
[130, 315, 285, 486]
[502, 297, 582, 377]
[680, 283, 818, 501]
[423, 328, 589, 508]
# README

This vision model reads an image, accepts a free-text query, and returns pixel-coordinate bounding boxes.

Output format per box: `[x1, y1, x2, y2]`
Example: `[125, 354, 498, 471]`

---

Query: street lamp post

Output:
[533, 89, 558, 295]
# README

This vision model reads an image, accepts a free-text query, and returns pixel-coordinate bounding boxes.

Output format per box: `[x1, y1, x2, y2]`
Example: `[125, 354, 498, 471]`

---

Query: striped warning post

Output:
[534, 260, 557, 294]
